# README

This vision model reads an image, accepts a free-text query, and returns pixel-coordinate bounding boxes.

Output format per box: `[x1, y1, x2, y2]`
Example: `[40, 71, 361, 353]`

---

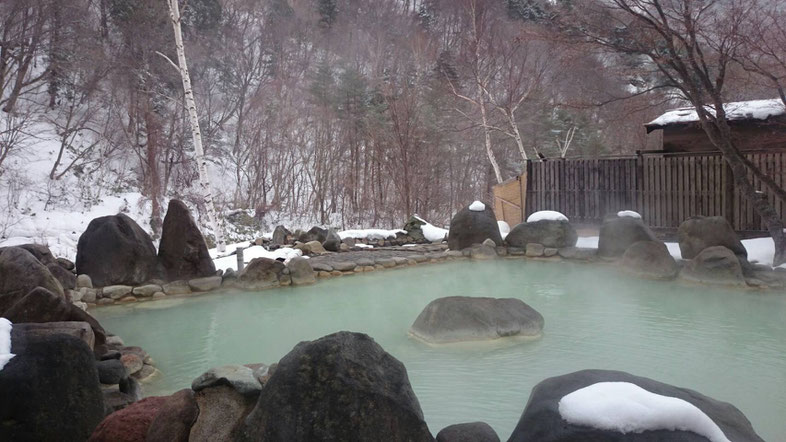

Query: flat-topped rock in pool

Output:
[409, 296, 544, 344]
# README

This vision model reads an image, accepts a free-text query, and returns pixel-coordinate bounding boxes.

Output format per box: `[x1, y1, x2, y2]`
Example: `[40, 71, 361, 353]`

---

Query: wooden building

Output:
[644, 98, 786, 153]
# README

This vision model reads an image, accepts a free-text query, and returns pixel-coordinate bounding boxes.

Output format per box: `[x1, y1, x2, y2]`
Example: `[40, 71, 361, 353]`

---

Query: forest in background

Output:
[1, 0, 783, 236]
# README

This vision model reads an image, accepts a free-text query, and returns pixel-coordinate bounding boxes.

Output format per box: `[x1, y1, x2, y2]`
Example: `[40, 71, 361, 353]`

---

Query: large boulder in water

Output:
[235, 331, 433, 441]
[409, 296, 544, 344]
[506, 220, 577, 249]
[0, 329, 105, 441]
[76, 214, 160, 287]
[448, 201, 502, 250]
[158, 199, 216, 281]
[679, 246, 746, 287]
[621, 241, 678, 280]
[235, 257, 285, 290]
[598, 214, 658, 258]
[436, 422, 500, 442]
[508, 369, 763, 442]
[0, 246, 64, 312]
[678, 216, 746, 260]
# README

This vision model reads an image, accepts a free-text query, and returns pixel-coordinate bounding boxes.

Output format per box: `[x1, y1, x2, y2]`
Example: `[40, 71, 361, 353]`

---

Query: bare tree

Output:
[568, 0, 786, 264]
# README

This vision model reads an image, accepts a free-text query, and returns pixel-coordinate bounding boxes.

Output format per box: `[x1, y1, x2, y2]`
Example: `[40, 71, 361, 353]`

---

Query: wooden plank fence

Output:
[514, 151, 786, 232]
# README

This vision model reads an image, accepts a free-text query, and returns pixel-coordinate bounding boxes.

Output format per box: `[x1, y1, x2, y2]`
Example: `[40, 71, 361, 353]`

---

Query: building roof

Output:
[645, 98, 786, 132]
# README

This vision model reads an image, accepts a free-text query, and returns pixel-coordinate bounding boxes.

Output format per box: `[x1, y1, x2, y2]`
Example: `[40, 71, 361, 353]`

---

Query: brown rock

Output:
[146, 389, 199, 442]
[88, 396, 169, 442]
[189, 385, 256, 442]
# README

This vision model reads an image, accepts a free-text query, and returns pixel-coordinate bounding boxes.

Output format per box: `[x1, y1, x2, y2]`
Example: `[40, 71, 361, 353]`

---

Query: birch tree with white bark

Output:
[163, 0, 226, 252]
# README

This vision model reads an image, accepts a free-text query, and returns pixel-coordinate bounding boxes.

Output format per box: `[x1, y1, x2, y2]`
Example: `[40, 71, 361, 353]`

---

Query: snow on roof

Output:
[0, 318, 15, 371]
[646, 98, 786, 130]
[558, 382, 730, 442]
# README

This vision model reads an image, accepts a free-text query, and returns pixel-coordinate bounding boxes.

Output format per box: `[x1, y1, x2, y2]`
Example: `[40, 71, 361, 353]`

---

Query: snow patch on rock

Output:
[468, 201, 486, 212]
[558, 382, 730, 442]
[0, 318, 15, 371]
[414, 215, 448, 242]
[527, 210, 568, 222]
[338, 229, 406, 241]
[498, 220, 510, 240]
[617, 210, 642, 219]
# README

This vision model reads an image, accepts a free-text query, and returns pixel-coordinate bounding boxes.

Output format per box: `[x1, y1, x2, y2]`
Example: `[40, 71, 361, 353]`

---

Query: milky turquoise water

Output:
[94, 260, 786, 440]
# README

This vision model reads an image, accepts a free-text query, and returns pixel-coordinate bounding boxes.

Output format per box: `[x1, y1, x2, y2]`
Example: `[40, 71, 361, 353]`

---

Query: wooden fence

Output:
[498, 150, 786, 232]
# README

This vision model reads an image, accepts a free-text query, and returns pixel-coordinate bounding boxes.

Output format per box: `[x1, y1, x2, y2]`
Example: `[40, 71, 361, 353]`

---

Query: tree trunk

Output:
[478, 83, 502, 184]
[166, 0, 225, 252]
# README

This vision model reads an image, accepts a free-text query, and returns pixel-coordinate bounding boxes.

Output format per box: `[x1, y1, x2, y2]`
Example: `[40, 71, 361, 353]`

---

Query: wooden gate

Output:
[492, 174, 527, 226]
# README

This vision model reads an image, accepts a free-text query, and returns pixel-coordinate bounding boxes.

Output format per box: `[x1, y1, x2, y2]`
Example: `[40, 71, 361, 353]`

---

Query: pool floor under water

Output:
[94, 260, 786, 440]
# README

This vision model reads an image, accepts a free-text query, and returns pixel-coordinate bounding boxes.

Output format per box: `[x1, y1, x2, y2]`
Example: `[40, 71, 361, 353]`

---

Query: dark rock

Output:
[88, 396, 169, 442]
[409, 296, 543, 344]
[3, 287, 106, 349]
[119, 377, 142, 398]
[0, 331, 104, 441]
[271, 225, 291, 246]
[448, 202, 502, 250]
[404, 215, 427, 242]
[678, 216, 747, 260]
[621, 240, 679, 280]
[506, 220, 577, 249]
[103, 389, 139, 415]
[158, 199, 216, 281]
[0, 246, 64, 313]
[48, 262, 77, 289]
[101, 350, 121, 361]
[322, 228, 341, 252]
[237, 258, 285, 289]
[57, 256, 76, 270]
[286, 257, 316, 285]
[597, 215, 658, 258]
[190, 385, 256, 442]
[16, 243, 57, 265]
[299, 226, 327, 243]
[146, 389, 199, 442]
[236, 331, 433, 442]
[436, 422, 500, 442]
[508, 369, 764, 442]
[76, 214, 161, 287]
[12, 321, 95, 350]
[97, 359, 128, 385]
[680, 246, 747, 287]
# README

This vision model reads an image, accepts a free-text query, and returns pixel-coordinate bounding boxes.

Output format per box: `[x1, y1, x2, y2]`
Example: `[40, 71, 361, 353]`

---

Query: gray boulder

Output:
[48, 262, 77, 290]
[404, 215, 427, 242]
[75, 214, 161, 287]
[192, 365, 262, 397]
[680, 246, 747, 287]
[678, 216, 746, 260]
[298, 226, 327, 243]
[598, 215, 658, 258]
[436, 422, 499, 442]
[508, 369, 763, 442]
[158, 199, 216, 281]
[235, 331, 433, 442]
[409, 296, 544, 344]
[621, 241, 678, 280]
[506, 220, 577, 249]
[236, 258, 285, 290]
[270, 225, 291, 246]
[322, 228, 341, 252]
[468, 243, 497, 260]
[0, 330, 105, 441]
[448, 202, 502, 250]
[0, 247, 65, 313]
[287, 257, 316, 285]
[16, 243, 57, 265]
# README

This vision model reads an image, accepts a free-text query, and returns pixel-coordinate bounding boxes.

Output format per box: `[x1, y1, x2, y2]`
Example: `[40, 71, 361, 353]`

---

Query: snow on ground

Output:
[0, 192, 151, 262]
[211, 243, 302, 272]
[498, 221, 510, 240]
[617, 210, 641, 219]
[0, 318, 15, 371]
[338, 229, 405, 240]
[355, 243, 374, 249]
[558, 382, 730, 442]
[527, 211, 568, 222]
[469, 201, 486, 212]
[647, 98, 785, 128]
[576, 236, 783, 267]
